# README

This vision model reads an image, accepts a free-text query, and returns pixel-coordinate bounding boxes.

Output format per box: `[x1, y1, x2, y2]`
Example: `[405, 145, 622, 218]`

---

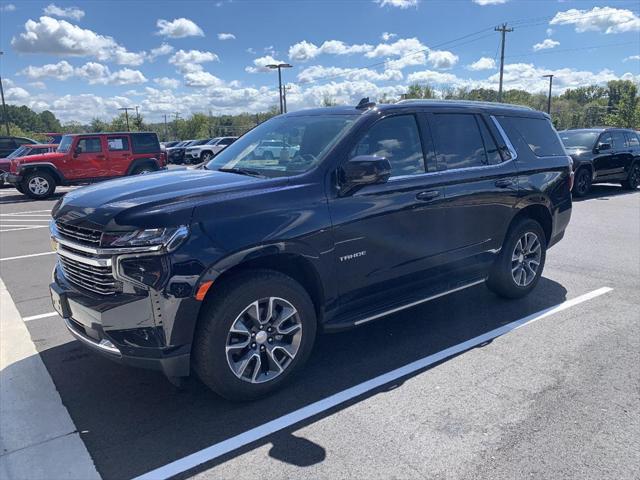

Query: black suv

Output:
[559, 128, 640, 197]
[0, 135, 37, 157]
[49, 100, 572, 400]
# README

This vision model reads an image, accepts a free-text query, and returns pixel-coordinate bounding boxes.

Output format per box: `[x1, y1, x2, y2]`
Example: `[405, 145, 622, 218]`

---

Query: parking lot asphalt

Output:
[0, 184, 638, 480]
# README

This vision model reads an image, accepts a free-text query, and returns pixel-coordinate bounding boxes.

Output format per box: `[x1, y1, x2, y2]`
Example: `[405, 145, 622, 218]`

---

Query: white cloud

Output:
[154, 77, 180, 88]
[546, 28, 554, 36]
[468, 57, 496, 71]
[374, 0, 418, 9]
[532, 39, 560, 51]
[183, 71, 224, 88]
[624, 55, 640, 62]
[288, 40, 373, 62]
[6, 87, 30, 102]
[148, 43, 174, 60]
[407, 70, 465, 86]
[427, 49, 459, 69]
[473, 0, 508, 5]
[28, 81, 47, 90]
[217, 33, 236, 40]
[22, 60, 147, 85]
[21, 60, 75, 80]
[169, 49, 219, 73]
[43, 3, 85, 20]
[381, 32, 397, 41]
[1, 3, 16, 12]
[364, 37, 455, 70]
[297, 65, 403, 83]
[11, 16, 145, 65]
[550, 7, 640, 34]
[245, 55, 286, 73]
[156, 18, 204, 38]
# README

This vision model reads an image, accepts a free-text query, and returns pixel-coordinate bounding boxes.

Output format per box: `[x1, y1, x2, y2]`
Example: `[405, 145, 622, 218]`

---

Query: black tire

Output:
[132, 165, 155, 175]
[486, 218, 547, 299]
[193, 270, 317, 401]
[621, 162, 640, 190]
[22, 170, 56, 199]
[572, 167, 592, 197]
[15, 184, 24, 193]
[201, 151, 213, 162]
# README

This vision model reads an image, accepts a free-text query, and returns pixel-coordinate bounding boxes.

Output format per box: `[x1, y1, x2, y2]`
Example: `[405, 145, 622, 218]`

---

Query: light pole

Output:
[0, 51, 10, 136]
[266, 63, 292, 114]
[542, 74, 554, 114]
[118, 107, 134, 131]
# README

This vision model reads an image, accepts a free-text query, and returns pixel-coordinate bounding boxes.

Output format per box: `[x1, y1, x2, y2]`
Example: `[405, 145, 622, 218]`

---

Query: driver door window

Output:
[76, 137, 103, 154]
[351, 115, 425, 177]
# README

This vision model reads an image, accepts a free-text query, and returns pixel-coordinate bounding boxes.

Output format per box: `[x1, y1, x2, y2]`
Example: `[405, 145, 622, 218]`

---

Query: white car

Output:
[253, 139, 299, 159]
[184, 137, 237, 164]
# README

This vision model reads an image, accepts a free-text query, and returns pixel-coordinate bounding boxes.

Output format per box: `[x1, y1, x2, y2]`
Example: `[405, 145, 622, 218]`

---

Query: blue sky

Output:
[0, 0, 638, 123]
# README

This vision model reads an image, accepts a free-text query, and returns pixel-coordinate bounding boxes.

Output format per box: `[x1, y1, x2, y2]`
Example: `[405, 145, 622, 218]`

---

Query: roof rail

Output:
[396, 99, 534, 110]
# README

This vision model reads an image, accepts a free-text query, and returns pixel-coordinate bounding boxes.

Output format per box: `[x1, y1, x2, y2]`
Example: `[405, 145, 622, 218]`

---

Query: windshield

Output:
[206, 114, 358, 177]
[559, 131, 599, 149]
[8, 146, 27, 158]
[192, 139, 209, 146]
[58, 135, 73, 153]
[206, 138, 221, 145]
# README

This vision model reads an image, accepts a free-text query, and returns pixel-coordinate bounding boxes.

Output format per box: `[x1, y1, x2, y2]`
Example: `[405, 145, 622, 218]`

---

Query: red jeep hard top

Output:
[5, 132, 165, 199]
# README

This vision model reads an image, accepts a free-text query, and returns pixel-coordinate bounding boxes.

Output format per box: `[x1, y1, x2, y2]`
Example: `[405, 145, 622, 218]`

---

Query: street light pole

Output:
[266, 63, 292, 114]
[0, 51, 10, 136]
[542, 74, 554, 114]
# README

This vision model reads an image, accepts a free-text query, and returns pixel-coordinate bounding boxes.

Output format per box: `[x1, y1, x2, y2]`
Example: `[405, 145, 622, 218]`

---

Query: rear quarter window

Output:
[497, 115, 565, 157]
[131, 133, 160, 154]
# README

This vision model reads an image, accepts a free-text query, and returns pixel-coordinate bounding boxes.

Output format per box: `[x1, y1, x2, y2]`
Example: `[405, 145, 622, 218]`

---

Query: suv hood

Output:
[54, 169, 282, 230]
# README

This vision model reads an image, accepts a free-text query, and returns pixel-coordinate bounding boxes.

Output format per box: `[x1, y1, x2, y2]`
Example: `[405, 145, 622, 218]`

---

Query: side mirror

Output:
[596, 142, 611, 152]
[340, 155, 391, 192]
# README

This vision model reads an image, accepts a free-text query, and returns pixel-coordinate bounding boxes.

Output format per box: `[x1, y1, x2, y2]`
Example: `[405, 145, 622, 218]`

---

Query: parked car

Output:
[3, 132, 164, 199]
[161, 141, 180, 149]
[0, 136, 37, 158]
[48, 100, 572, 400]
[184, 136, 237, 164]
[558, 128, 640, 196]
[166, 139, 206, 164]
[253, 139, 299, 159]
[0, 144, 58, 186]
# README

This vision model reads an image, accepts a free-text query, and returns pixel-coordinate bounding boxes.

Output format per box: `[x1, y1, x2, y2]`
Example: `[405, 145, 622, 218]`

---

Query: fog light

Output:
[117, 255, 168, 289]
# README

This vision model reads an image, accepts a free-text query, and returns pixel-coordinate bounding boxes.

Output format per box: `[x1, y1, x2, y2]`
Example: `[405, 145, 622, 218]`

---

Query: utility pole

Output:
[0, 51, 10, 136]
[135, 105, 141, 130]
[208, 109, 213, 137]
[542, 74, 554, 114]
[118, 107, 134, 131]
[163, 114, 168, 141]
[495, 23, 513, 102]
[283, 85, 292, 114]
[173, 112, 181, 139]
[266, 63, 293, 114]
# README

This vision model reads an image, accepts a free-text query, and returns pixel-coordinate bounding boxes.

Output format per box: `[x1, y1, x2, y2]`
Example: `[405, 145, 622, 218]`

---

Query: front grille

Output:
[56, 221, 102, 246]
[58, 251, 120, 295]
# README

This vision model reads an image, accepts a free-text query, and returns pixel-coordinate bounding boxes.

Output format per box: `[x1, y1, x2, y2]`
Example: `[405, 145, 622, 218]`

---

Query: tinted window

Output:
[31, 147, 47, 155]
[77, 137, 102, 153]
[611, 131, 627, 149]
[477, 117, 503, 165]
[107, 136, 130, 151]
[625, 132, 640, 148]
[432, 113, 489, 169]
[598, 133, 613, 149]
[560, 131, 599, 149]
[497, 116, 565, 157]
[352, 115, 425, 177]
[131, 133, 160, 153]
[0, 138, 15, 149]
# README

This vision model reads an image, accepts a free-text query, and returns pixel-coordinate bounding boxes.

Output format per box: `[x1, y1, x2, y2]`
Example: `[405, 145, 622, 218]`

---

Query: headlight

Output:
[101, 225, 189, 250]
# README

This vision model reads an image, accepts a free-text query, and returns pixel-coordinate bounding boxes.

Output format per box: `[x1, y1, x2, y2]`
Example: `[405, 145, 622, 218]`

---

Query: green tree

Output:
[605, 80, 639, 128]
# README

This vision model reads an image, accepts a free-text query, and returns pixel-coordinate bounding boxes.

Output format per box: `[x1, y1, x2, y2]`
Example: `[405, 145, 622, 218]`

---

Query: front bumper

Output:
[51, 264, 191, 378]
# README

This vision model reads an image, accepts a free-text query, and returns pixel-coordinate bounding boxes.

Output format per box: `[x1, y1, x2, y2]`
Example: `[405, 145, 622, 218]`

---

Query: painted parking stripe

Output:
[0, 251, 55, 262]
[0, 226, 50, 233]
[23, 312, 59, 322]
[0, 209, 51, 214]
[133, 286, 613, 480]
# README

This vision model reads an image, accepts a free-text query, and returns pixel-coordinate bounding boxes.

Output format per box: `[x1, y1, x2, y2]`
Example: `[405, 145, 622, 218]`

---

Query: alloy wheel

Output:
[226, 297, 303, 384]
[511, 232, 542, 287]
[202, 152, 212, 162]
[576, 170, 589, 195]
[28, 176, 49, 195]
[630, 164, 640, 188]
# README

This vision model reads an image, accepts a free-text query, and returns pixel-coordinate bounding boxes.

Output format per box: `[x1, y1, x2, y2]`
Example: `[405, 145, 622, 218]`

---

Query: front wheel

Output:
[193, 270, 317, 401]
[22, 171, 56, 199]
[621, 163, 640, 190]
[573, 167, 591, 197]
[486, 218, 547, 299]
[201, 152, 213, 163]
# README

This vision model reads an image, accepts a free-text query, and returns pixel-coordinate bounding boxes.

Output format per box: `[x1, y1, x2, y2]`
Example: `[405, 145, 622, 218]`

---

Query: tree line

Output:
[2, 80, 637, 142]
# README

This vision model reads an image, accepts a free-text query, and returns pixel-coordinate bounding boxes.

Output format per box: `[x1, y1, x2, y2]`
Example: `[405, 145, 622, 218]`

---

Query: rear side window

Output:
[77, 137, 102, 153]
[0, 138, 16, 149]
[625, 132, 640, 148]
[108, 136, 130, 151]
[352, 114, 425, 177]
[497, 116, 565, 157]
[431, 113, 501, 169]
[131, 133, 160, 154]
[610, 131, 627, 149]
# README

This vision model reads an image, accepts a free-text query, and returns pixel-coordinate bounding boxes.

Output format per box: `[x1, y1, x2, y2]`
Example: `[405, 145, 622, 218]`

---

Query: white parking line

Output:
[0, 251, 55, 262]
[0, 209, 51, 214]
[133, 286, 613, 480]
[0, 226, 50, 233]
[23, 312, 58, 322]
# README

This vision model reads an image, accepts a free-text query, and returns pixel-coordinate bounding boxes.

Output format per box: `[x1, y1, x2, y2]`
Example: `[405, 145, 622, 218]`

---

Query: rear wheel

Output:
[22, 171, 56, 199]
[487, 218, 547, 299]
[621, 162, 640, 190]
[573, 167, 591, 197]
[201, 151, 213, 162]
[193, 270, 317, 401]
[132, 165, 155, 175]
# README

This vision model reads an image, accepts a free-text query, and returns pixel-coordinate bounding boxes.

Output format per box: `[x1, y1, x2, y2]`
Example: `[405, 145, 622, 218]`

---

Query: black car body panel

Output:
[49, 101, 573, 379]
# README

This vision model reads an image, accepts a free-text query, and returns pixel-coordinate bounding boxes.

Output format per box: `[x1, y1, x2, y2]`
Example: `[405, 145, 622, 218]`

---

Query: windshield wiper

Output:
[218, 167, 266, 178]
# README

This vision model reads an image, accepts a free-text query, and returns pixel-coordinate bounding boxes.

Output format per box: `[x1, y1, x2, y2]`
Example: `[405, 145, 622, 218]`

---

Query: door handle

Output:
[416, 190, 440, 201]
[495, 178, 515, 188]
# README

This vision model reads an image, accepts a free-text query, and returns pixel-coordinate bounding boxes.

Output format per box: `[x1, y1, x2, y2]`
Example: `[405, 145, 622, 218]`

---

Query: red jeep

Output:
[4, 132, 166, 199]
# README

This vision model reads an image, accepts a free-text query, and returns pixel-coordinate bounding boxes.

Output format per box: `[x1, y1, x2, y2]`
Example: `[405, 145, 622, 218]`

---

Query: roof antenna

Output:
[356, 97, 376, 110]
